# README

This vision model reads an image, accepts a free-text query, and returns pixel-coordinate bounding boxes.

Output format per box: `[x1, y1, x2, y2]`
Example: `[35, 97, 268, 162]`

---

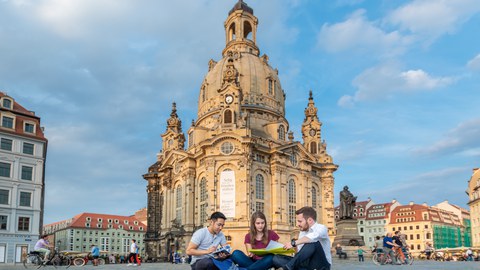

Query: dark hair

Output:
[210, 212, 227, 221]
[40, 234, 48, 239]
[249, 211, 268, 245]
[131, 239, 136, 243]
[295, 206, 317, 221]
[395, 231, 400, 235]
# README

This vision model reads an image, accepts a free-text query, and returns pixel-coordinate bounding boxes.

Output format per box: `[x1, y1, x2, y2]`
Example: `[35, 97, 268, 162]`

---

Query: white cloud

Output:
[338, 63, 456, 106]
[467, 54, 480, 71]
[337, 95, 354, 108]
[414, 118, 480, 156]
[317, 9, 409, 57]
[387, 0, 480, 43]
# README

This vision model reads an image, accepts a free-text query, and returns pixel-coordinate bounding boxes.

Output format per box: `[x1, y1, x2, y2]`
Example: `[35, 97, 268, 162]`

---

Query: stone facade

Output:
[0, 92, 47, 264]
[467, 168, 480, 247]
[142, 1, 337, 261]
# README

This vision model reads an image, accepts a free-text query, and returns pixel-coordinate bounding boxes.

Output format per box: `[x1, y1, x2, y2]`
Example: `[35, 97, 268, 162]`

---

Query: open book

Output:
[249, 240, 295, 256]
[213, 244, 231, 255]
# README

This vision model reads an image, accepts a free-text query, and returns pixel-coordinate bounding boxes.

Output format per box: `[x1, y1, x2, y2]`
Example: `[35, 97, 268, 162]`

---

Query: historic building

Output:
[0, 92, 48, 264]
[143, 1, 337, 260]
[363, 200, 400, 249]
[433, 200, 471, 247]
[467, 167, 480, 247]
[43, 213, 146, 255]
[387, 202, 464, 254]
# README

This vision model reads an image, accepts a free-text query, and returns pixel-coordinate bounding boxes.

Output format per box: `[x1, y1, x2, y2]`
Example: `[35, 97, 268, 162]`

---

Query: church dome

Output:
[196, 1, 286, 129]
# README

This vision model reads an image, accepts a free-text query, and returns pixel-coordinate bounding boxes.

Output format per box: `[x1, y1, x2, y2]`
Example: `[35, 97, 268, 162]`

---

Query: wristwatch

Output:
[291, 240, 297, 247]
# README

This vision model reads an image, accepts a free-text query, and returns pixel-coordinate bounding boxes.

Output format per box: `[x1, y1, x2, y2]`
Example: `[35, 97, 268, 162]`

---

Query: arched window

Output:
[255, 174, 265, 213]
[176, 185, 182, 224]
[201, 85, 206, 102]
[288, 179, 296, 226]
[278, 125, 285, 141]
[224, 110, 233, 124]
[244, 21, 252, 40]
[267, 79, 274, 95]
[229, 23, 236, 41]
[312, 186, 317, 209]
[199, 178, 208, 224]
[310, 141, 317, 154]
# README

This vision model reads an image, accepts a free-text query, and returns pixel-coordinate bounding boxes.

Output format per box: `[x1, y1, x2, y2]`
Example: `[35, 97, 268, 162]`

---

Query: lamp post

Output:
[57, 240, 61, 251]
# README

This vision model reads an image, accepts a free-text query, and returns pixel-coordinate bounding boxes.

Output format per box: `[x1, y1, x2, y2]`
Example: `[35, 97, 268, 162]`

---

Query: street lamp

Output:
[57, 240, 61, 251]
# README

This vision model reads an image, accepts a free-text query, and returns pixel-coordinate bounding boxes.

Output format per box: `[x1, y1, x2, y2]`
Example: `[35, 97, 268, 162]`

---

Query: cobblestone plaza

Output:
[1, 260, 479, 270]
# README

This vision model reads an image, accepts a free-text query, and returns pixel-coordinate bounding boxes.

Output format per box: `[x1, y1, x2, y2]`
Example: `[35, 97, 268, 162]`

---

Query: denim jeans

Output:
[190, 257, 218, 270]
[230, 250, 274, 270]
[272, 242, 330, 270]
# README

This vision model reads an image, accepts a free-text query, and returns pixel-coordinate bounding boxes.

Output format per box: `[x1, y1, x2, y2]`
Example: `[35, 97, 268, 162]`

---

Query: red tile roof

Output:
[44, 212, 146, 232]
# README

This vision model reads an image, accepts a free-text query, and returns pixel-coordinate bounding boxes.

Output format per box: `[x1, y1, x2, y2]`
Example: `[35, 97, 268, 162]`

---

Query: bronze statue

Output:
[339, 186, 357, 219]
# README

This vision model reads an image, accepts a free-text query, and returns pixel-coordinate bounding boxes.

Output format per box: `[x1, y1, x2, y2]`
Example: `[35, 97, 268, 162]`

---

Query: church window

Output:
[310, 141, 317, 154]
[224, 109, 233, 124]
[244, 21, 253, 40]
[221, 141, 234, 155]
[288, 179, 296, 226]
[278, 125, 285, 141]
[255, 174, 265, 214]
[188, 132, 193, 148]
[290, 153, 298, 167]
[176, 185, 182, 224]
[202, 85, 206, 102]
[267, 79, 274, 95]
[312, 186, 317, 209]
[200, 178, 208, 224]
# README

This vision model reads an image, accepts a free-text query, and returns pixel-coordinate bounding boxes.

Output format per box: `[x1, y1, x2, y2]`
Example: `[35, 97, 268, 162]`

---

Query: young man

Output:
[273, 206, 332, 270]
[186, 212, 228, 270]
[34, 235, 53, 263]
[127, 239, 139, 266]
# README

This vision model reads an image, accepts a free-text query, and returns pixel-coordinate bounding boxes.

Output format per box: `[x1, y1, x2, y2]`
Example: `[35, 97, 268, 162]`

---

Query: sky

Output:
[1, 0, 479, 225]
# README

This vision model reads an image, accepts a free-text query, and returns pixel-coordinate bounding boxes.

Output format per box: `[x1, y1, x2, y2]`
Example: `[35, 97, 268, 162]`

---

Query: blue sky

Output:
[1, 0, 479, 224]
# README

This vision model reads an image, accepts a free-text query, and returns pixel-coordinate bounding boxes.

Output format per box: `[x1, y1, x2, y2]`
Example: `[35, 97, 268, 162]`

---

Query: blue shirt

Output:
[91, 246, 100, 256]
[383, 237, 393, 249]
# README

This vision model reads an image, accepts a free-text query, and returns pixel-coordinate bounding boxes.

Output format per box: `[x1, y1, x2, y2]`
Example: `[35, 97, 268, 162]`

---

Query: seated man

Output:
[335, 244, 347, 259]
[186, 212, 228, 270]
[273, 207, 331, 270]
[34, 235, 53, 263]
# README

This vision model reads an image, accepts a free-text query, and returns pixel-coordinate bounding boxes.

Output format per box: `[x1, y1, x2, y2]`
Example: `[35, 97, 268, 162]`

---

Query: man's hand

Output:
[283, 242, 293, 250]
[217, 252, 228, 259]
[206, 246, 216, 254]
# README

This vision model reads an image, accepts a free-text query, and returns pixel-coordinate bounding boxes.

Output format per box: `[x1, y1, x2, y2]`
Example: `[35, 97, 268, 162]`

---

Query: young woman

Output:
[230, 211, 279, 270]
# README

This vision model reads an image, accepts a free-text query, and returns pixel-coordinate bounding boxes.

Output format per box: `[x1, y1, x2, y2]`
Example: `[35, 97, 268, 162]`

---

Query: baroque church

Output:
[143, 0, 337, 260]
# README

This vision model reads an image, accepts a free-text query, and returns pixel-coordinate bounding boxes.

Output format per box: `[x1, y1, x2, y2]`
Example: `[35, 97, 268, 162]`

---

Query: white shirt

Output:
[298, 222, 332, 265]
[130, 242, 138, 253]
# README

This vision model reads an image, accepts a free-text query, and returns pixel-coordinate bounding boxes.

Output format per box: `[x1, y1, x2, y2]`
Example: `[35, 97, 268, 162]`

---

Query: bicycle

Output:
[72, 255, 105, 266]
[51, 250, 72, 268]
[372, 250, 414, 265]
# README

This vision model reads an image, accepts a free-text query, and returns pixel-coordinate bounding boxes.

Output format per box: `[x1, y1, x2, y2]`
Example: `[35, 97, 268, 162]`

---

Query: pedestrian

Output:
[186, 212, 228, 270]
[90, 244, 100, 266]
[357, 247, 365, 262]
[127, 239, 139, 266]
[272, 206, 332, 270]
[230, 211, 279, 270]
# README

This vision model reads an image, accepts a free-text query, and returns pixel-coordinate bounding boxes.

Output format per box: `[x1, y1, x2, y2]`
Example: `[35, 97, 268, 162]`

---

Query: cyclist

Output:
[34, 235, 53, 263]
[382, 232, 401, 265]
[373, 236, 383, 254]
[392, 231, 405, 264]
[90, 244, 100, 266]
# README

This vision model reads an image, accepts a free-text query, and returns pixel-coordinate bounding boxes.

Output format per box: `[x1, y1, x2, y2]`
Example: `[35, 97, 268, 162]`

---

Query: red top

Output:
[244, 230, 279, 260]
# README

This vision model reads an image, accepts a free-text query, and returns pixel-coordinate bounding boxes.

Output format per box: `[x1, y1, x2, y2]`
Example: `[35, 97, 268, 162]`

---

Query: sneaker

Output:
[133, 264, 138, 266]
[127, 263, 133, 266]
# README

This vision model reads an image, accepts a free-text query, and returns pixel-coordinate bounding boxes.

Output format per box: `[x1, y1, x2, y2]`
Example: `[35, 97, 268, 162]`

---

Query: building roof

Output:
[43, 212, 146, 233]
[229, 0, 254, 15]
[389, 204, 462, 226]
[0, 91, 46, 141]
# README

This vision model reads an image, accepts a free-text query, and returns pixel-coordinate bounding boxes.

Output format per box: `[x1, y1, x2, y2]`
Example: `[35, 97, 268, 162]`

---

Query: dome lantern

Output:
[223, 0, 259, 57]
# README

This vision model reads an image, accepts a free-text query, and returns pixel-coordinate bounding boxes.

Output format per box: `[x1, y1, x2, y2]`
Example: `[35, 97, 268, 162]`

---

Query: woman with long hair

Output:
[230, 211, 279, 270]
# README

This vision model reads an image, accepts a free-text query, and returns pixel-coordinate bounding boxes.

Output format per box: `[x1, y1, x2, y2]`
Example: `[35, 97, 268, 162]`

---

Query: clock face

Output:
[309, 129, 316, 136]
[225, 95, 234, 104]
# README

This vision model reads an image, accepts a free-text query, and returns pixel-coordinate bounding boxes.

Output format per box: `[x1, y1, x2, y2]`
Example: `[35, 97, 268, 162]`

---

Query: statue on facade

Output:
[339, 185, 357, 219]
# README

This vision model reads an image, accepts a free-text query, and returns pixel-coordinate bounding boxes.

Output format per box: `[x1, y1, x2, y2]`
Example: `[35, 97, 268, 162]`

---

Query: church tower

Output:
[143, 1, 337, 260]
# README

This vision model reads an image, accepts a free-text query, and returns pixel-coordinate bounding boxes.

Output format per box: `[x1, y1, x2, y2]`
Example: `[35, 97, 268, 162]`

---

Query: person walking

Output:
[273, 206, 332, 270]
[186, 212, 228, 270]
[127, 239, 139, 266]
[230, 211, 278, 270]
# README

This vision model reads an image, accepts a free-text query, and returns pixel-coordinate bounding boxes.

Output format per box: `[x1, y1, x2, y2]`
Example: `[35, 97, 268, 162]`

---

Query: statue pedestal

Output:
[332, 219, 365, 247]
